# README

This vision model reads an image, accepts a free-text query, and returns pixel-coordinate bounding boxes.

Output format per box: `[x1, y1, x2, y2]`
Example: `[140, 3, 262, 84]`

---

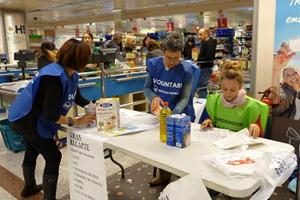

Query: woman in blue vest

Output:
[8, 39, 95, 200]
[143, 32, 194, 186]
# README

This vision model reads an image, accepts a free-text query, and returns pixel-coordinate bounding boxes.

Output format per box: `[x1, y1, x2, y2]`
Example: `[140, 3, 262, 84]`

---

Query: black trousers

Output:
[11, 118, 62, 176]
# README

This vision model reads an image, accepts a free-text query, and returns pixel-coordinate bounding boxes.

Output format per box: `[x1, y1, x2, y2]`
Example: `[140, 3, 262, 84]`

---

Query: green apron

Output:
[206, 93, 269, 132]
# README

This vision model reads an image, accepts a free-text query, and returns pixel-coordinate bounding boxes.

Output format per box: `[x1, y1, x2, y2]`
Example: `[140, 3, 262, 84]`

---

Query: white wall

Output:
[252, 0, 276, 97]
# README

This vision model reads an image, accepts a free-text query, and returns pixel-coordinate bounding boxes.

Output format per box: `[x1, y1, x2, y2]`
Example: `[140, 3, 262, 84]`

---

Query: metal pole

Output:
[100, 63, 106, 98]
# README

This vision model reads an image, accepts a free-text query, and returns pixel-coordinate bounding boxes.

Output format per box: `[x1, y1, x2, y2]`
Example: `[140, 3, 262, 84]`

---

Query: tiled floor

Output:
[0, 133, 139, 200]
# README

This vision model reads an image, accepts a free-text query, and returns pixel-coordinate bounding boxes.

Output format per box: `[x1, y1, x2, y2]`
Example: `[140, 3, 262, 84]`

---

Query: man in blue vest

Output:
[143, 32, 194, 186]
[9, 39, 95, 200]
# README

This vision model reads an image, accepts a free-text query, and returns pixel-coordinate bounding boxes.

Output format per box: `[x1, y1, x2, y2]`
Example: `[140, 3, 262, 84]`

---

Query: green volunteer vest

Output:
[206, 94, 269, 132]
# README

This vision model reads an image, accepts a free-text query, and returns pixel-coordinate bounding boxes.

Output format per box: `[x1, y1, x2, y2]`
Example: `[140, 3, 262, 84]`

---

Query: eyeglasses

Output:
[164, 56, 181, 64]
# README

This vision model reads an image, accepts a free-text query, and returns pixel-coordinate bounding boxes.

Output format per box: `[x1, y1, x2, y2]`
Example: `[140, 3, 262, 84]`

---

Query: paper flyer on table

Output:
[101, 110, 159, 136]
[191, 127, 230, 143]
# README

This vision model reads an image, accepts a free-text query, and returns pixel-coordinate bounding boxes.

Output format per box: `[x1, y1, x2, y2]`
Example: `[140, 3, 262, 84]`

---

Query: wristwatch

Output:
[67, 117, 74, 127]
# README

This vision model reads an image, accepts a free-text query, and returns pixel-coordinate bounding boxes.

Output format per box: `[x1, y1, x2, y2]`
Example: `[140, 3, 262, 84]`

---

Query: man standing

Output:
[143, 32, 196, 186]
[197, 28, 217, 98]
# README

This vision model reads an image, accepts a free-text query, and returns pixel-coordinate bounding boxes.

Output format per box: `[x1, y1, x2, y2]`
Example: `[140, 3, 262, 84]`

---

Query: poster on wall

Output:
[68, 130, 108, 200]
[269, 0, 300, 148]
[3, 12, 27, 64]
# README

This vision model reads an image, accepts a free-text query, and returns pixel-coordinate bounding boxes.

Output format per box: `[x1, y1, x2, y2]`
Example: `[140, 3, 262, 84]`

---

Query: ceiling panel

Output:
[0, 0, 253, 27]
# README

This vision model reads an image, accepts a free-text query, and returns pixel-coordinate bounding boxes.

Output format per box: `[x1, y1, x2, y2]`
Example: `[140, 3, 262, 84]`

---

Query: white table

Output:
[74, 109, 294, 198]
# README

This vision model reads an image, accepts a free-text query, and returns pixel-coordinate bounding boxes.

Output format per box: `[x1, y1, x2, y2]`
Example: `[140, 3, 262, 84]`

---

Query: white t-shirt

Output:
[294, 92, 300, 120]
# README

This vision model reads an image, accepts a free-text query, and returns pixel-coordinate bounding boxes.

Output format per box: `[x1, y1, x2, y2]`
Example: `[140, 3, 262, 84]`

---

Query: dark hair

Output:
[162, 32, 183, 52]
[41, 41, 55, 52]
[82, 32, 93, 41]
[39, 41, 56, 62]
[143, 36, 150, 47]
[185, 35, 195, 48]
[147, 39, 161, 51]
[221, 61, 243, 85]
[56, 38, 91, 71]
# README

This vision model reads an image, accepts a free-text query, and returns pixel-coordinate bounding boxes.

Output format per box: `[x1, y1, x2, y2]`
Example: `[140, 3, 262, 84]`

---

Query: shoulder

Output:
[207, 93, 221, 102]
[245, 96, 269, 110]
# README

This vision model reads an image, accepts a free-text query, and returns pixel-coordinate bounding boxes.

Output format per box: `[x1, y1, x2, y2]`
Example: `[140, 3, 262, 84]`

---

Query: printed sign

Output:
[68, 130, 108, 200]
[3, 12, 27, 64]
[269, 0, 300, 150]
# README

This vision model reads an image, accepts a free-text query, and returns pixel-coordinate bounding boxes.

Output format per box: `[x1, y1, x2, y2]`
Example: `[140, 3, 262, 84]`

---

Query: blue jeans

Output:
[196, 67, 213, 98]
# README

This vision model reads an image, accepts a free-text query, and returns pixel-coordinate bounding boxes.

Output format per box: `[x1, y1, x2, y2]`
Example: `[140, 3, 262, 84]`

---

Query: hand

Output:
[249, 124, 260, 138]
[74, 113, 96, 126]
[201, 119, 213, 129]
[150, 96, 163, 115]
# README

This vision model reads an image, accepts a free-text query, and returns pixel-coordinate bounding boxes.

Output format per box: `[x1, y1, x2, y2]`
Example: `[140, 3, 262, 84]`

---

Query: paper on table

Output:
[213, 128, 263, 149]
[191, 127, 230, 143]
[101, 110, 159, 136]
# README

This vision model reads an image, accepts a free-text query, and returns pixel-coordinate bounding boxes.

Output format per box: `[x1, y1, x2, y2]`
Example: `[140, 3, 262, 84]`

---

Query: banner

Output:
[3, 12, 27, 64]
[68, 130, 108, 200]
[270, 0, 300, 150]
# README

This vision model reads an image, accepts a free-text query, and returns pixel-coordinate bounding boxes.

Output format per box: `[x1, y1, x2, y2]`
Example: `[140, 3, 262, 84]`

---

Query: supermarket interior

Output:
[0, 0, 299, 200]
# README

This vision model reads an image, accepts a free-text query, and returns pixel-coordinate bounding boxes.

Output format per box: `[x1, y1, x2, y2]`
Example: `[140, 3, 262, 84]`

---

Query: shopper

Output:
[8, 38, 95, 200]
[183, 35, 195, 60]
[200, 61, 269, 138]
[141, 35, 151, 53]
[196, 28, 217, 98]
[103, 32, 122, 52]
[146, 39, 163, 60]
[143, 32, 195, 186]
[37, 41, 56, 70]
[270, 67, 300, 119]
[82, 32, 99, 71]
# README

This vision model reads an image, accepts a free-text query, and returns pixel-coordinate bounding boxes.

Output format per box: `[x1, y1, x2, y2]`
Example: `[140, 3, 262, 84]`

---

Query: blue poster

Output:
[274, 0, 300, 68]
[269, 0, 300, 150]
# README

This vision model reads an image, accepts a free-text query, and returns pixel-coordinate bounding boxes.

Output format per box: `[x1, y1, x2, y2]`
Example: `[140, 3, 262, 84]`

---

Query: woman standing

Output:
[82, 32, 99, 71]
[9, 39, 95, 200]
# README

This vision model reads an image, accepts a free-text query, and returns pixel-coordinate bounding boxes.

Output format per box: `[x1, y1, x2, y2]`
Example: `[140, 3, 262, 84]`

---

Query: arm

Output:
[143, 73, 163, 115]
[40, 76, 94, 126]
[272, 86, 294, 116]
[173, 73, 192, 114]
[75, 88, 90, 107]
[143, 73, 157, 103]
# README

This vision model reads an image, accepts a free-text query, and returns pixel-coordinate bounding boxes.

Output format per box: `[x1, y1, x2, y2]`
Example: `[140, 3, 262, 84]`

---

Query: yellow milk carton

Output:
[96, 98, 120, 131]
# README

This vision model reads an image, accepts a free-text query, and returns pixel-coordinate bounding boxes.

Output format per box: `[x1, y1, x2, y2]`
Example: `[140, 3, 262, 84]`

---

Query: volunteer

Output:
[9, 38, 95, 200]
[200, 61, 269, 138]
[143, 32, 195, 186]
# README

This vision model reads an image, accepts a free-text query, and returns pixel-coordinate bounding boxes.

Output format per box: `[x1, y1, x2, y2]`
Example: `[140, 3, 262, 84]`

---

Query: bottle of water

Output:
[160, 101, 172, 143]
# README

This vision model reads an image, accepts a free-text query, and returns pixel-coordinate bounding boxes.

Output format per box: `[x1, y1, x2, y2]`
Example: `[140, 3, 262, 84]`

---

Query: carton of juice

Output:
[96, 98, 120, 131]
[175, 114, 191, 148]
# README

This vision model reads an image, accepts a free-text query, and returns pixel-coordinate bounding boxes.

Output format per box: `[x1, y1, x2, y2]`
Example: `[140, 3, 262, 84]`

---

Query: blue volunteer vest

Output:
[8, 62, 78, 139]
[147, 57, 195, 120]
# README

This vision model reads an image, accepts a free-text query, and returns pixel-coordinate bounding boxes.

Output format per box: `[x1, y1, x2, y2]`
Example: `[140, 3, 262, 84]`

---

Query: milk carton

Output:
[96, 98, 120, 131]
[175, 115, 191, 148]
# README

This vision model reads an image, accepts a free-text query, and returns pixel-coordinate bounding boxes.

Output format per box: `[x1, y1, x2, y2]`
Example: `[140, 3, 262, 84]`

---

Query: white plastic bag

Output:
[158, 174, 212, 200]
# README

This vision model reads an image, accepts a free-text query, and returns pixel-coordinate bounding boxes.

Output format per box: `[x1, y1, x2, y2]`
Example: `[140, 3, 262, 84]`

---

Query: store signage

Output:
[68, 130, 108, 200]
[217, 17, 227, 28]
[3, 12, 27, 64]
[166, 21, 174, 32]
[269, 0, 300, 148]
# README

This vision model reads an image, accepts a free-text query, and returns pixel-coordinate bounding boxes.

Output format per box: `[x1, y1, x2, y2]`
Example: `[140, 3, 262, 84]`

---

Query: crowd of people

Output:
[7, 26, 299, 199]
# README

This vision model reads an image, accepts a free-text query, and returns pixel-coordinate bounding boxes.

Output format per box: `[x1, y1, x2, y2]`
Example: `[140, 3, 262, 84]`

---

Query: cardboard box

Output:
[96, 98, 120, 131]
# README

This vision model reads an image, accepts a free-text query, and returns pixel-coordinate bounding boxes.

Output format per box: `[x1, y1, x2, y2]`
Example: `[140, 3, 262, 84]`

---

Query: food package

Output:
[96, 98, 120, 131]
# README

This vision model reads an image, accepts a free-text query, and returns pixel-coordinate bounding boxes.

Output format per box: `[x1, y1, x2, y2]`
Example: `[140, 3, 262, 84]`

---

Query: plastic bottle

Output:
[160, 101, 172, 143]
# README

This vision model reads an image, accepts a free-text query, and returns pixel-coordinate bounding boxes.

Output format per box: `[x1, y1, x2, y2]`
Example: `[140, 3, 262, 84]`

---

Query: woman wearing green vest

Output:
[200, 61, 269, 138]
